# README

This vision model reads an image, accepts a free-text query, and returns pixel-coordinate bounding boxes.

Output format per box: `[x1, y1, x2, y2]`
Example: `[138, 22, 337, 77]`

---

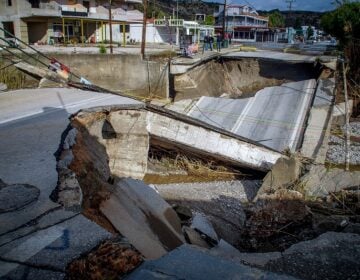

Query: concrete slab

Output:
[126, 244, 295, 280]
[301, 78, 335, 159]
[188, 96, 251, 131]
[0, 214, 111, 277]
[223, 50, 317, 63]
[100, 178, 184, 260]
[234, 79, 316, 152]
[147, 111, 282, 171]
[184, 80, 317, 152]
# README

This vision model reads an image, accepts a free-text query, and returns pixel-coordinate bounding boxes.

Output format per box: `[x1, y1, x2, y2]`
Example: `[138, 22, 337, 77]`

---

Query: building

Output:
[0, 0, 143, 45]
[214, 4, 269, 42]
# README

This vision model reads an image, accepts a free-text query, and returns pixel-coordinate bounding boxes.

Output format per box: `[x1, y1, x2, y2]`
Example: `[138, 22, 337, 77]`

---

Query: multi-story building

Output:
[0, 0, 143, 45]
[214, 4, 269, 42]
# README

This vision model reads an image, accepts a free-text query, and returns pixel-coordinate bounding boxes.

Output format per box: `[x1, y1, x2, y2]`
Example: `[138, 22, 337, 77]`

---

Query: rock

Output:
[100, 178, 185, 260]
[211, 240, 282, 267]
[0, 83, 7, 91]
[51, 169, 83, 211]
[0, 182, 40, 213]
[191, 213, 219, 243]
[265, 232, 360, 280]
[173, 204, 192, 221]
[256, 156, 302, 200]
[126, 245, 295, 280]
[183, 226, 211, 249]
[301, 165, 360, 197]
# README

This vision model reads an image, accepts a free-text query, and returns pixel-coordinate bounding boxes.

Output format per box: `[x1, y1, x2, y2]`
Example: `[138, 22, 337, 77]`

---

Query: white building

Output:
[0, 0, 143, 45]
[214, 4, 269, 42]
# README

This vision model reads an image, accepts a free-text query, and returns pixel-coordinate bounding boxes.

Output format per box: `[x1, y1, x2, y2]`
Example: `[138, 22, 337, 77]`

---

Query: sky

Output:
[204, 0, 337, 12]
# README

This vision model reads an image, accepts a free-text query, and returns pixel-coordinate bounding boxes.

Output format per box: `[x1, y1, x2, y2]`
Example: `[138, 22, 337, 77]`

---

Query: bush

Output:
[98, 44, 107, 54]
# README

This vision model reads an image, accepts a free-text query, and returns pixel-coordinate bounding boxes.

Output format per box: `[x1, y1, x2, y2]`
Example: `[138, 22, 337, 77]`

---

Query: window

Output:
[120, 25, 130, 33]
[7, 0, 12, 7]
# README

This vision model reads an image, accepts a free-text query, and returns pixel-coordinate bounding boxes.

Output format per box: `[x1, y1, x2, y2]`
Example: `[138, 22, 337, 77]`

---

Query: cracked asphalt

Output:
[0, 88, 140, 278]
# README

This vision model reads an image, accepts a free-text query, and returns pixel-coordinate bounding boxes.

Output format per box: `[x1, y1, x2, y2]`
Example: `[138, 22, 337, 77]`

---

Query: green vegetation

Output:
[321, 0, 360, 114]
[267, 10, 285, 28]
[98, 44, 107, 54]
[0, 63, 26, 89]
[321, 1, 360, 45]
[204, 15, 215, 26]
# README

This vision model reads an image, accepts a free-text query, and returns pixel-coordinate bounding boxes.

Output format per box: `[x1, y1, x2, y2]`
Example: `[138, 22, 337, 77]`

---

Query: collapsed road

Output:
[1, 48, 360, 280]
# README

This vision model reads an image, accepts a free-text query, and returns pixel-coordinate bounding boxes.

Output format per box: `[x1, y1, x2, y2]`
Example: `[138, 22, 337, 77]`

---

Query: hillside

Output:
[137, 1, 324, 29]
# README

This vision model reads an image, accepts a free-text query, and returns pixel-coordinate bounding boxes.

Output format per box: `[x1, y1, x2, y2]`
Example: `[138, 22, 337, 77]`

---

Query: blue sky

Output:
[204, 0, 336, 12]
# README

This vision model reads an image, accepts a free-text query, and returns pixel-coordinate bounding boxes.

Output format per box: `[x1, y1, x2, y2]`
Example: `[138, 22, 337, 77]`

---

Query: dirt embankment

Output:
[174, 58, 320, 101]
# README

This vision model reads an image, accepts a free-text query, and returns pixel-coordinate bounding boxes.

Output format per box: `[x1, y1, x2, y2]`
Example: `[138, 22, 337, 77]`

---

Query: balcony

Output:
[61, 4, 88, 17]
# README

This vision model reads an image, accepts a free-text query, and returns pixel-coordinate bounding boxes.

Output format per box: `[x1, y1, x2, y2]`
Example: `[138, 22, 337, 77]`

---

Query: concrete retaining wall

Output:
[51, 53, 168, 99]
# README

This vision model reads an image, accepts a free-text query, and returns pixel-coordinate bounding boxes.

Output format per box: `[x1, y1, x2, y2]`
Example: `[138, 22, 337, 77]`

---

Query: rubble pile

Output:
[327, 121, 360, 165]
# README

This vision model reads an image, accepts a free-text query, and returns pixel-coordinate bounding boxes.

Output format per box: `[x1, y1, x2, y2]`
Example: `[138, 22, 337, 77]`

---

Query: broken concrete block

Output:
[191, 213, 219, 243]
[183, 226, 211, 249]
[211, 239, 282, 267]
[51, 169, 83, 211]
[173, 204, 192, 221]
[100, 178, 184, 259]
[301, 165, 360, 197]
[256, 156, 302, 199]
[265, 232, 360, 279]
[126, 244, 295, 280]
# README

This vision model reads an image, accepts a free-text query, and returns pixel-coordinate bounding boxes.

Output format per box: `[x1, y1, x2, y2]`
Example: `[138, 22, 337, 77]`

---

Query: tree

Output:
[268, 10, 285, 28]
[204, 15, 215, 26]
[321, 1, 360, 45]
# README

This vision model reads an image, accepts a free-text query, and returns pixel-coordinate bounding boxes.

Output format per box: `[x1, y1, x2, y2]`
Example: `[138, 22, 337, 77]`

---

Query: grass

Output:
[0, 63, 26, 89]
[148, 146, 244, 182]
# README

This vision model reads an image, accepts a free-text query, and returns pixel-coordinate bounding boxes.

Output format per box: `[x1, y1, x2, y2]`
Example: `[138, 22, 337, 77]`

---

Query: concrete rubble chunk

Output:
[100, 178, 184, 260]
[265, 232, 360, 280]
[52, 169, 83, 210]
[301, 165, 360, 197]
[255, 156, 302, 200]
[126, 244, 295, 280]
[210, 239, 282, 267]
[191, 213, 219, 243]
[183, 226, 211, 249]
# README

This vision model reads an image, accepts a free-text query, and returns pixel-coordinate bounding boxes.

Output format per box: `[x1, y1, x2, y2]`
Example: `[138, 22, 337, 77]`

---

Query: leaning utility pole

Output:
[108, 0, 113, 54]
[141, 0, 147, 59]
[222, 0, 227, 37]
[342, 60, 350, 171]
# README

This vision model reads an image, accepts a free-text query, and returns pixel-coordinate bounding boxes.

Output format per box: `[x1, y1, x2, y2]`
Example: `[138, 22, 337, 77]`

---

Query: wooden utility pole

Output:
[141, 0, 147, 59]
[108, 0, 113, 54]
[222, 0, 227, 37]
[342, 60, 350, 171]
